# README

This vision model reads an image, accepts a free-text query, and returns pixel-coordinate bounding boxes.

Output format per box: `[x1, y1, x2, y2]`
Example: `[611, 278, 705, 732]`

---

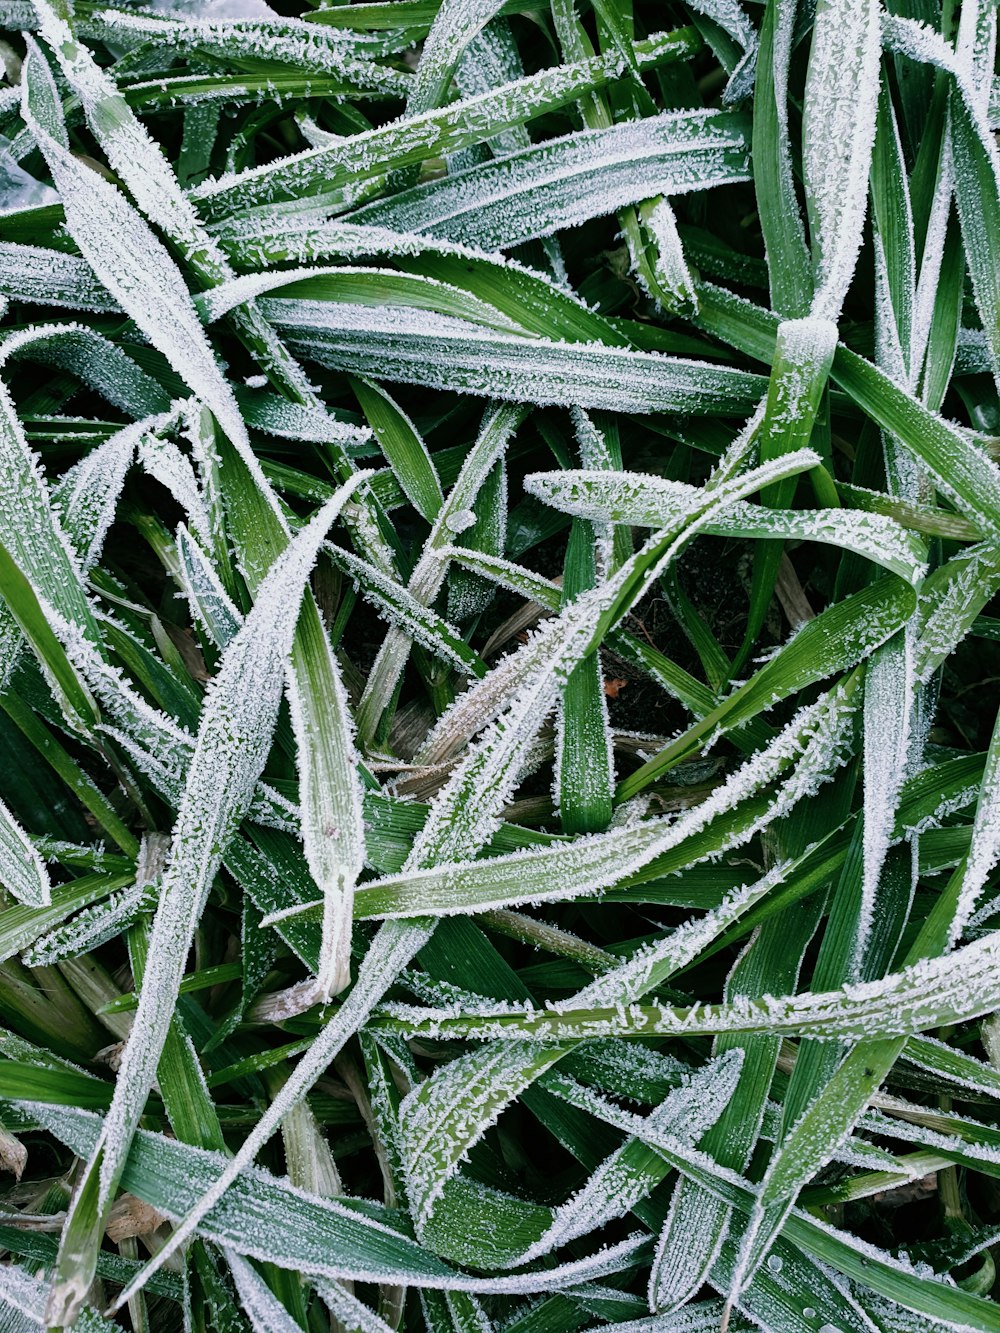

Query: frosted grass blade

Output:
[286, 572, 367, 1002]
[0, 323, 170, 419]
[264, 683, 858, 924]
[97, 10, 408, 95]
[22, 100, 267, 513]
[802, 0, 880, 319]
[855, 633, 916, 975]
[356, 401, 524, 743]
[52, 419, 157, 574]
[378, 926, 1000, 1044]
[751, 0, 810, 315]
[524, 469, 927, 583]
[406, 0, 510, 115]
[24, 10, 324, 518]
[327, 544, 485, 678]
[0, 240, 117, 312]
[227, 1253, 305, 1333]
[512, 1051, 743, 1265]
[399, 1043, 573, 1228]
[0, 797, 50, 907]
[47, 474, 371, 1327]
[347, 112, 750, 250]
[0, 374, 100, 731]
[271, 301, 765, 415]
[175, 525, 243, 651]
[951, 87, 1000, 393]
[191, 28, 702, 218]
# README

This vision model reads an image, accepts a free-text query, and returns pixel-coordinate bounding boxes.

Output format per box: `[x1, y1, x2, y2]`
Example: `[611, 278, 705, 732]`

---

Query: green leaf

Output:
[399, 1042, 573, 1228]
[348, 111, 751, 250]
[47, 475, 372, 1326]
[351, 377, 444, 522]
[270, 298, 765, 415]
[191, 27, 702, 218]
[0, 797, 50, 906]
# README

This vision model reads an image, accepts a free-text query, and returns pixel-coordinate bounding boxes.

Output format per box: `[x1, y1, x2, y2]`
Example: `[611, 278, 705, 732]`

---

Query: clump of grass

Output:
[0, 0, 998, 1327]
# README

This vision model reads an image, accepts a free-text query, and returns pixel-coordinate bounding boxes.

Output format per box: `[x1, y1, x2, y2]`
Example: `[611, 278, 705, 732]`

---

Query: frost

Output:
[854, 633, 915, 976]
[571, 407, 619, 577]
[414, 634, 547, 767]
[803, 0, 881, 320]
[354, 689, 853, 923]
[552, 642, 615, 829]
[25, 8, 285, 516]
[584, 1304, 753, 1332]
[329, 544, 484, 677]
[0, 322, 169, 418]
[406, 0, 511, 116]
[113, 445, 820, 1318]
[640, 198, 698, 312]
[914, 543, 1000, 682]
[943, 713, 1000, 947]
[0, 240, 116, 312]
[23, 879, 154, 967]
[239, 388, 371, 448]
[357, 402, 523, 741]
[910, 155, 954, 407]
[53, 417, 158, 573]
[193, 28, 699, 221]
[99, 5, 408, 98]
[111, 918, 437, 1310]
[399, 1042, 569, 1227]
[650, 1175, 730, 1313]
[200, 264, 525, 338]
[863, 1104, 1000, 1174]
[445, 507, 476, 534]
[315, 1280, 396, 1333]
[570, 864, 796, 1011]
[30, 5, 223, 268]
[270, 296, 763, 416]
[227, 1253, 302, 1333]
[24, 112, 264, 500]
[82, 472, 372, 1216]
[176, 524, 243, 650]
[138, 430, 212, 548]
[406, 448, 822, 873]
[0, 134, 57, 213]
[149, 0, 277, 17]
[286, 547, 367, 1000]
[3, 0, 996, 1318]
[523, 468, 926, 584]
[381, 923, 1000, 1046]
[59, 620, 195, 786]
[511, 1051, 743, 1265]
[0, 366, 101, 730]
[0, 795, 50, 906]
[349, 111, 750, 250]
[422, 676, 847, 925]
[0, 1260, 49, 1322]
[454, 20, 530, 159]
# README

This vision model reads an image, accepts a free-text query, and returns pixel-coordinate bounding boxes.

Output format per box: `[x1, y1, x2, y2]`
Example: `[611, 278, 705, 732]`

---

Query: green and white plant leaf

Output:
[0, 1, 997, 1329]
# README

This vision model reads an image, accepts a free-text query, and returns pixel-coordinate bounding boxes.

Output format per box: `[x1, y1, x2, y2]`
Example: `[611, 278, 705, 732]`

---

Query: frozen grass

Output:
[0, 0, 998, 1328]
